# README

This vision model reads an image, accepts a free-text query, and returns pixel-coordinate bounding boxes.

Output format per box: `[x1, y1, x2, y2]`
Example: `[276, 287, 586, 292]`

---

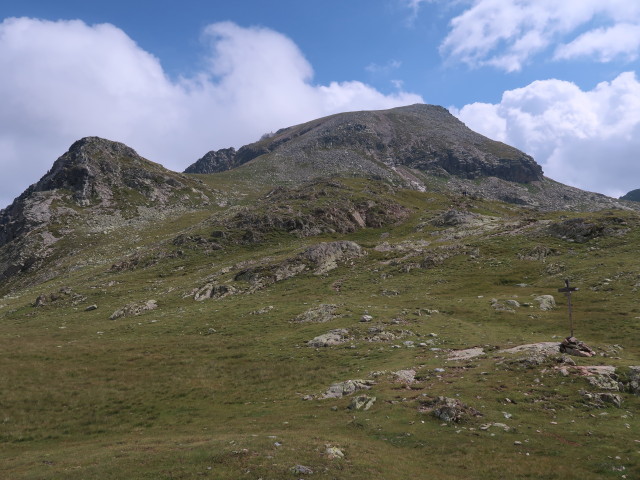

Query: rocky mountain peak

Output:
[185, 103, 543, 186]
[0, 137, 212, 281]
[33, 136, 165, 207]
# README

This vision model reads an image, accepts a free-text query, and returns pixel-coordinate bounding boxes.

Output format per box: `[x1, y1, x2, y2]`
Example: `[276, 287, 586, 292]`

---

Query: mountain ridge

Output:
[185, 104, 543, 184]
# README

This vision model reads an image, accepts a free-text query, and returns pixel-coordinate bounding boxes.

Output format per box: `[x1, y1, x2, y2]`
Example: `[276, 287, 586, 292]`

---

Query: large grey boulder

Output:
[534, 295, 556, 311]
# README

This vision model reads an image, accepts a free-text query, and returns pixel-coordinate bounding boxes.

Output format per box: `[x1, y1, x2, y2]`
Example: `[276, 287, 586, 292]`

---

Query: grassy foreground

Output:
[1, 178, 639, 479]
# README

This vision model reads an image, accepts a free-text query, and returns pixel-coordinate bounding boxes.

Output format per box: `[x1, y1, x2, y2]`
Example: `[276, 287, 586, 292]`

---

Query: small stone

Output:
[326, 446, 344, 459]
[348, 395, 377, 411]
[514, 441, 522, 446]
[84, 304, 98, 311]
[360, 314, 373, 322]
[291, 465, 314, 475]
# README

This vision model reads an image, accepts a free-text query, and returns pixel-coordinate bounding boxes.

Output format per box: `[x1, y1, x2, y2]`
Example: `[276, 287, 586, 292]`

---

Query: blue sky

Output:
[1, 0, 639, 208]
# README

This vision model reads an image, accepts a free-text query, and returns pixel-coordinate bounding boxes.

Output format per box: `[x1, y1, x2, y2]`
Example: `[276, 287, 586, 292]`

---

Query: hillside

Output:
[185, 104, 633, 212]
[1, 108, 640, 479]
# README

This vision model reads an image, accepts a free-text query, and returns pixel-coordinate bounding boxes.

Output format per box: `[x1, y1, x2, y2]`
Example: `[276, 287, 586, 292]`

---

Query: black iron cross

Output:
[558, 279, 578, 337]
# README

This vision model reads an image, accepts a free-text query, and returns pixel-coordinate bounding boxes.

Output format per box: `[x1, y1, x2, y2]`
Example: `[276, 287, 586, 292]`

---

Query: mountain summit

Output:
[0, 136, 212, 283]
[185, 104, 543, 184]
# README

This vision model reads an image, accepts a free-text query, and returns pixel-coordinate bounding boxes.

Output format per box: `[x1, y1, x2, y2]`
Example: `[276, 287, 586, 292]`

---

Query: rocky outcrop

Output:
[548, 216, 629, 243]
[420, 396, 482, 423]
[534, 295, 556, 311]
[300, 241, 364, 275]
[184, 148, 237, 174]
[319, 379, 375, 399]
[226, 181, 411, 241]
[560, 337, 595, 357]
[292, 304, 338, 323]
[109, 299, 158, 320]
[307, 329, 350, 347]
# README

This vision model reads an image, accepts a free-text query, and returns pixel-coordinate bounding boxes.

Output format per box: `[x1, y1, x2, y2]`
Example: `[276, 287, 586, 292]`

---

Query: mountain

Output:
[186, 104, 542, 182]
[621, 188, 640, 202]
[0, 136, 214, 285]
[2, 106, 640, 479]
[185, 104, 629, 211]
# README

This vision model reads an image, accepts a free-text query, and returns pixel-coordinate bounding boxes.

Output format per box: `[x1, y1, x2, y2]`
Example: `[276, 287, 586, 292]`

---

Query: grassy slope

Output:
[1, 177, 639, 479]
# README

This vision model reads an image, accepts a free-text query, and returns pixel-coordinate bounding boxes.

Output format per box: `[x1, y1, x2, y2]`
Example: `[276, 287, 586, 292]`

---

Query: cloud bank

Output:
[0, 18, 422, 208]
[453, 72, 640, 197]
[439, 0, 640, 71]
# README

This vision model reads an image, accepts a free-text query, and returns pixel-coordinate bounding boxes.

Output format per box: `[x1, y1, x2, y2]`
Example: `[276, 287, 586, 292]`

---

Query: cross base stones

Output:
[559, 336, 595, 357]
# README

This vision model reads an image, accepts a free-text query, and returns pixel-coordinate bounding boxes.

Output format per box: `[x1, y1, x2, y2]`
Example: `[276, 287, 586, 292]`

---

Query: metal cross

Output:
[558, 279, 578, 337]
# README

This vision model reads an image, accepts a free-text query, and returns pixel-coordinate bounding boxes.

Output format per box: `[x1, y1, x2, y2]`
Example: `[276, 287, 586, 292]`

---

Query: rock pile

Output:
[560, 337, 595, 357]
[420, 396, 482, 423]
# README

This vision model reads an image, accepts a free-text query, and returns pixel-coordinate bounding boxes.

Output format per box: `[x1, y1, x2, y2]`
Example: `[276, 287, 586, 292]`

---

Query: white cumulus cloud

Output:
[439, 0, 640, 71]
[0, 18, 423, 208]
[554, 23, 640, 62]
[453, 72, 640, 197]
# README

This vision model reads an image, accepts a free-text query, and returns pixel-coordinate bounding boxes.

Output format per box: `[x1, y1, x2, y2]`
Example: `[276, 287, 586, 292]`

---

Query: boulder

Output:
[348, 395, 377, 411]
[534, 295, 556, 311]
[194, 283, 237, 301]
[392, 369, 416, 383]
[320, 379, 375, 399]
[109, 299, 158, 320]
[448, 347, 485, 361]
[325, 446, 344, 459]
[290, 465, 314, 475]
[292, 304, 338, 323]
[580, 390, 623, 408]
[307, 329, 349, 347]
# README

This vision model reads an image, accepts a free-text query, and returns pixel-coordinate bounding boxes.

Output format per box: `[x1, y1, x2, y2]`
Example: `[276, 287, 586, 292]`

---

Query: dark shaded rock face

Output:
[184, 143, 271, 174]
[187, 104, 544, 185]
[184, 148, 237, 174]
[621, 189, 640, 202]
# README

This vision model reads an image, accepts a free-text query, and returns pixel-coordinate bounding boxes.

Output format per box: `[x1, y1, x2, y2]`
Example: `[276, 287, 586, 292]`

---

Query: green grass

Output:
[1, 178, 640, 479]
